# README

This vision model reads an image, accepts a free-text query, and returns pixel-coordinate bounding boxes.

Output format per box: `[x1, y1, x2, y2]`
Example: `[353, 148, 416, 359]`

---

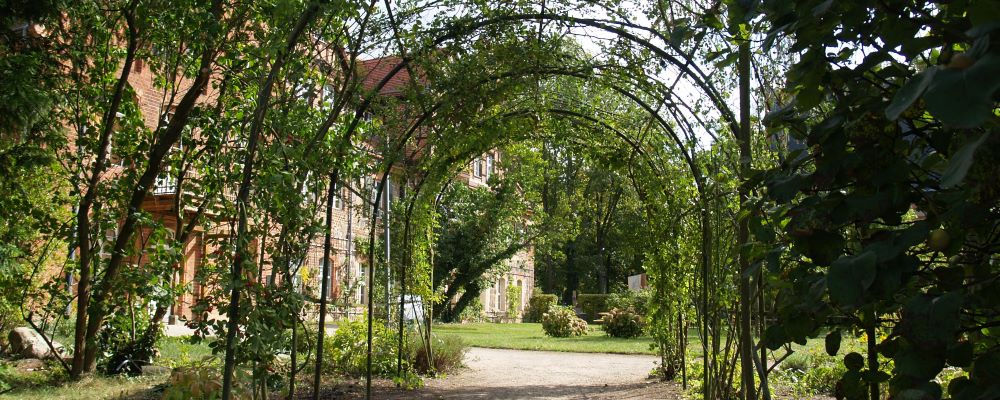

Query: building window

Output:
[368, 177, 379, 208]
[321, 84, 336, 109]
[489, 286, 496, 309]
[154, 166, 177, 194]
[332, 183, 343, 210]
[517, 280, 524, 310]
[485, 154, 495, 180]
[499, 279, 506, 311]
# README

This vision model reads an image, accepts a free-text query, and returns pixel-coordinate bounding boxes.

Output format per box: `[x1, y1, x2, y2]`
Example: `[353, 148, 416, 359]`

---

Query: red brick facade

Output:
[123, 55, 534, 323]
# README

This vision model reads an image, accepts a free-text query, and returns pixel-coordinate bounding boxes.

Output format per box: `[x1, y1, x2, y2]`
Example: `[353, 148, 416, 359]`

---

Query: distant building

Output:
[627, 273, 647, 291]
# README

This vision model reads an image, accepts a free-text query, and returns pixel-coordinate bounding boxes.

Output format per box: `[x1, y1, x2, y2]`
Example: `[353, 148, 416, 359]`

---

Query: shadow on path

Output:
[406, 381, 682, 399]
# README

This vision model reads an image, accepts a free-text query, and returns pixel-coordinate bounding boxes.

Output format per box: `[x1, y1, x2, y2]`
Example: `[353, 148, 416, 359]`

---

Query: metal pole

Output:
[346, 188, 354, 311]
[384, 176, 391, 327]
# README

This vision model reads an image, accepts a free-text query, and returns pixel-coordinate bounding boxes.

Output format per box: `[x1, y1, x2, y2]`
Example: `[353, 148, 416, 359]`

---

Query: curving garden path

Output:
[390, 347, 682, 399]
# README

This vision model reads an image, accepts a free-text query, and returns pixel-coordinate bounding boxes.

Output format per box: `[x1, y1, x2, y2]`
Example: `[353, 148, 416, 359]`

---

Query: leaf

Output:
[827, 251, 877, 307]
[924, 52, 1000, 127]
[764, 325, 787, 350]
[812, 0, 833, 16]
[825, 330, 842, 356]
[844, 352, 864, 371]
[886, 67, 937, 120]
[901, 292, 964, 349]
[762, 102, 796, 127]
[948, 341, 974, 367]
[896, 347, 945, 381]
[767, 173, 805, 203]
[972, 351, 1000, 382]
[940, 132, 990, 188]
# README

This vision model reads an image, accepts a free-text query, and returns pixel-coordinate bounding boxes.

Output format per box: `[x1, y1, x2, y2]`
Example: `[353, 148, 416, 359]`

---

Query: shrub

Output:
[541, 306, 588, 337]
[162, 362, 252, 400]
[772, 344, 849, 397]
[523, 291, 558, 323]
[0, 245, 30, 348]
[458, 296, 485, 323]
[601, 307, 644, 338]
[323, 317, 398, 377]
[505, 285, 522, 320]
[99, 306, 158, 375]
[606, 290, 652, 317]
[576, 294, 609, 322]
[408, 333, 466, 374]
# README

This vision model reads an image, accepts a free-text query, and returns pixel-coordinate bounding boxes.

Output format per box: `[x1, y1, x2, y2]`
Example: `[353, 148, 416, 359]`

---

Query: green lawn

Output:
[432, 322, 657, 355]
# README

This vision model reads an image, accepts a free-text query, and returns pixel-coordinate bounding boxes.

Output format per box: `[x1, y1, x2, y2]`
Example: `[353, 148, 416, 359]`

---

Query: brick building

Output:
[124, 54, 533, 323]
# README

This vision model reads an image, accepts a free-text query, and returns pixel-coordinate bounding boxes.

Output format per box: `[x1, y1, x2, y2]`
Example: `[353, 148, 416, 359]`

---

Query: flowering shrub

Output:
[600, 307, 644, 338]
[541, 306, 588, 337]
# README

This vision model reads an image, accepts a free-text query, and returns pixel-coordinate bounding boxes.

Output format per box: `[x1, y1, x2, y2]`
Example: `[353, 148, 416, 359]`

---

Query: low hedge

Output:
[524, 291, 558, 323]
[576, 294, 609, 322]
[607, 290, 652, 317]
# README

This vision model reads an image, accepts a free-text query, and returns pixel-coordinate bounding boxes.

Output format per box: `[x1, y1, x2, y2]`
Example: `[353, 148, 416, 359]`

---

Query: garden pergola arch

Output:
[303, 9, 752, 399]
[350, 55, 740, 399]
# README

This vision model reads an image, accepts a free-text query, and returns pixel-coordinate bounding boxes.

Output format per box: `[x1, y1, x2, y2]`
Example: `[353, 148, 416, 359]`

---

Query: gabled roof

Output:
[359, 55, 423, 96]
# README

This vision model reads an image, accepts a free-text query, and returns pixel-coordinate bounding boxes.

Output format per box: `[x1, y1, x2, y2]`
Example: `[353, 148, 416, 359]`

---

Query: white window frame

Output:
[332, 183, 344, 210]
[485, 153, 495, 180]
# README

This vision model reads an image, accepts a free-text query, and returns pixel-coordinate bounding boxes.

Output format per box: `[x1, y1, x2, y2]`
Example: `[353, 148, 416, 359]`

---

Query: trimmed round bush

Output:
[600, 307, 644, 338]
[541, 306, 588, 337]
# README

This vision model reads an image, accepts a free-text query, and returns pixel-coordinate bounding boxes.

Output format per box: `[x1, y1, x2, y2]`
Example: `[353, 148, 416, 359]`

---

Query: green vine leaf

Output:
[940, 132, 990, 189]
[825, 330, 842, 356]
[885, 67, 936, 121]
[827, 251, 877, 307]
[924, 52, 1000, 128]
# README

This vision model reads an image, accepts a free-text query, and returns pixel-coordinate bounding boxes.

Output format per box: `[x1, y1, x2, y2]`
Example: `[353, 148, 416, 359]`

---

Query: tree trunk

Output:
[736, 24, 757, 400]
[70, 5, 140, 378]
[562, 240, 577, 305]
[448, 284, 484, 322]
[866, 313, 879, 400]
[312, 172, 338, 400]
[220, 6, 318, 399]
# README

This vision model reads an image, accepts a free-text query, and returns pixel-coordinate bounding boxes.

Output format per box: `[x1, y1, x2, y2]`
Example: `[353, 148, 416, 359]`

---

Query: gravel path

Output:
[394, 347, 682, 399]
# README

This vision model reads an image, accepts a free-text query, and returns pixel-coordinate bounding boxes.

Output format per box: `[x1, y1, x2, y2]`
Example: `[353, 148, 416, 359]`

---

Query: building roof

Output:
[359, 56, 415, 96]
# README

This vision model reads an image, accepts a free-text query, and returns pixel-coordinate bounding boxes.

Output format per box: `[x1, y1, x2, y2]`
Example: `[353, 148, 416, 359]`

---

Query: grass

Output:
[0, 373, 166, 400]
[432, 322, 657, 355]
[0, 335, 214, 400]
[157, 336, 215, 367]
